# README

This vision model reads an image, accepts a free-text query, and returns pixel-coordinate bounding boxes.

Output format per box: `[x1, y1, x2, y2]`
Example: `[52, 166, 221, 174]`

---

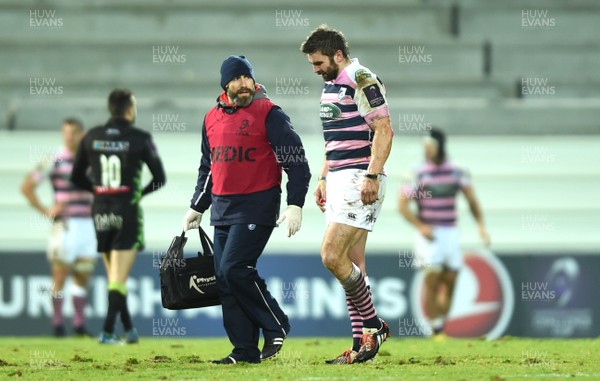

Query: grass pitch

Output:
[1, 336, 598, 380]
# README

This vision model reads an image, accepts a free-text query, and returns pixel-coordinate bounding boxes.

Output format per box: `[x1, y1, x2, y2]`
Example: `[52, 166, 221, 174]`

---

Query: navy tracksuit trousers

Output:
[213, 223, 290, 362]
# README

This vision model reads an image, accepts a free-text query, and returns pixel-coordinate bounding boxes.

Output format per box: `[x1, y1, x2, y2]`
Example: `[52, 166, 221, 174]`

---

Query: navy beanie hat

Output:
[220, 55, 255, 89]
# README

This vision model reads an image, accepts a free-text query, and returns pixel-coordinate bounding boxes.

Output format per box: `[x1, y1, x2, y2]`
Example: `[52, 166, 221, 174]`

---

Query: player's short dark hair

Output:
[430, 127, 447, 164]
[300, 24, 349, 59]
[108, 88, 134, 118]
[63, 117, 84, 131]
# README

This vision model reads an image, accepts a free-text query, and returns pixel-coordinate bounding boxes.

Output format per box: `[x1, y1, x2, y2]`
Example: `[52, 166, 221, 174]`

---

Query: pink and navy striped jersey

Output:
[401, 161, 471, 227]
[320, 58, 390, 172]
[31, 147, 93, 218]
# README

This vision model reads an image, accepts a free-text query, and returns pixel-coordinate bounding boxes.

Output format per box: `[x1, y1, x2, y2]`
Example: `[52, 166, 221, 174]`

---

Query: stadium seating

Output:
[2, 0, 600, 133]
[1, 0, 599, 253]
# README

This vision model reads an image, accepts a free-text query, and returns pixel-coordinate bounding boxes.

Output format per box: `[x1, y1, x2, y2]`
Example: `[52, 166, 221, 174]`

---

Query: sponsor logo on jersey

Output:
[93, 140, 130, 152]
[355, 69, 372, 85]
[211, 146, 256, 162]
[236, 119, 250, 136]
[320, 103, 341, 120]
[94, 212, 123, 231]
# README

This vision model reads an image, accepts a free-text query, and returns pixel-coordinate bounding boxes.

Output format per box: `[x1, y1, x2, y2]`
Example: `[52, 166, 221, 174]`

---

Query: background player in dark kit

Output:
[183, 55, 311, 364]
[71, 89, 166, 344]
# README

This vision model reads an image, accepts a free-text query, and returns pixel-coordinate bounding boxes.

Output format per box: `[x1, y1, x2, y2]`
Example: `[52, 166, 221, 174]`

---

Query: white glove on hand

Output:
[276, 205, 302, 237]
[183, 209, 203, 231]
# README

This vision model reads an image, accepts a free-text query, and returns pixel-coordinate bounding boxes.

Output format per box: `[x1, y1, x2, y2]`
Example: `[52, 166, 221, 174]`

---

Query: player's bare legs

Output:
[100, 252, 110, 275]
[346, 234, 368, 356]
[423, 268, 456, 336]
[51, 262, 68, 297]
[105, 249, 137, 284]
[322, 223, 388, 363]
[349, 233, 367, 273]
[71, 258, 94, 336]
[50, 262, 69, 336]
[72, 260, 93, 287]
[320, 184, 374, 363]
[423, 270, 443, 324]
[322, 223, 365, 280]
[439, 270, 458, 317]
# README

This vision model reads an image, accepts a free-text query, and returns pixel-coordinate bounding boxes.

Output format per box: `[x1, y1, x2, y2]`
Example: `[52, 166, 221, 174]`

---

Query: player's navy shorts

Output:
[92, 200, 144, 252]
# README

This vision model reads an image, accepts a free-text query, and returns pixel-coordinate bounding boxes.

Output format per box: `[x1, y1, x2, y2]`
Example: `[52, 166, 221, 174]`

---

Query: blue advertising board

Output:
[1, 250, 598, 338]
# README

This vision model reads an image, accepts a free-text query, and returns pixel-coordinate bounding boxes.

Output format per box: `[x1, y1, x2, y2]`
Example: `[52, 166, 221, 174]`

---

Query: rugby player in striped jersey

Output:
[301, 25, 393, 364]
[399, 128, 490, 338]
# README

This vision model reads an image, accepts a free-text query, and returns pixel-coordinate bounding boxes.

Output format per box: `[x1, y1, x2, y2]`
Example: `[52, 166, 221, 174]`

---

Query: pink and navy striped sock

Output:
[346, 294, 363, 351]
[341, 264, 379, 329]
[52, 295, 63, 327]
[72, 295, 86, 328]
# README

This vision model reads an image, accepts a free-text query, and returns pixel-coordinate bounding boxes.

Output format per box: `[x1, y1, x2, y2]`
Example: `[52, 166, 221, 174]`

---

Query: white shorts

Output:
[47, 217, 98, 265]
[325, 169, 386, 232]
[414, 225, 462, 271]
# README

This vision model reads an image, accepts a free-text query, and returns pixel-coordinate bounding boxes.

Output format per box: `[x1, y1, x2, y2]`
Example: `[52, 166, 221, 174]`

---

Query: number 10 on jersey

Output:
[100, 154, 122, 188]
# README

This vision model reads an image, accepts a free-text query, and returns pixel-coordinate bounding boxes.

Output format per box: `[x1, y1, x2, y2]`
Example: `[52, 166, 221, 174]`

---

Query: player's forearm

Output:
[142, 178, 165, 196]
[321, 163, 328, 178]
[469, 200, 485, 227]
[399, 200, 424, 228]
[142, 160, 167, 196]
[21, 178, 46, 215]
[367, 119, 393, 174]
[319, 158, 329, 178]
[71, 145, 93, 192]
[70, 167, 94, 192]
[22, 189, 46, 215]
[72, 176, 93, 192]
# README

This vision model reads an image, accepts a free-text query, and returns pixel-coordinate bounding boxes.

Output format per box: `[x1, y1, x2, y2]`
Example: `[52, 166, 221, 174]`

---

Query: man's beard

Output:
[318, 59, 340, 81]
[228, 86, 255, 107]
